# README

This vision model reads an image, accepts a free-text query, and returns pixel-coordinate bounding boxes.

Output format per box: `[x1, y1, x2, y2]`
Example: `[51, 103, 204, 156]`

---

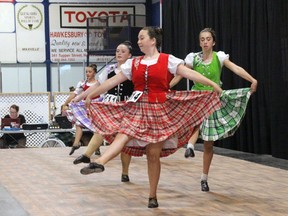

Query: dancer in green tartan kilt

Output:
[171, 28, 257, 192]
[200, 87, 251, 141]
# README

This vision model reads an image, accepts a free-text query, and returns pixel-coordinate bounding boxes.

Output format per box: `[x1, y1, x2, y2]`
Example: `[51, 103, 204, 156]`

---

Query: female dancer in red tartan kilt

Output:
[72, 26, 222, 208]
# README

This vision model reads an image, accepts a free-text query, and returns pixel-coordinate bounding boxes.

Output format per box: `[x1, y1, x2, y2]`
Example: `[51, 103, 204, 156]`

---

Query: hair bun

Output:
[123, 40, 132, 46]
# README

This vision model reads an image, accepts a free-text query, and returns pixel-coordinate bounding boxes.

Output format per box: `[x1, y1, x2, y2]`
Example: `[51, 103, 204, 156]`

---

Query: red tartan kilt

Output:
[89, 90, 220, 157]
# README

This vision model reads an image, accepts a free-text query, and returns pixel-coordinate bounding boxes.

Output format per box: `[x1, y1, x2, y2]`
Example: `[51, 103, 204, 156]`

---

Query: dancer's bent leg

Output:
[80, 133, 131, 174]
[73, 133, 103, 164]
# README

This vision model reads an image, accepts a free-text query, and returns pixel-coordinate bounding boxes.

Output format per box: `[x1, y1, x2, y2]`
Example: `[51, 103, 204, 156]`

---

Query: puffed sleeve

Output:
[184, 52, 196, 68]
[168, 55, 184, 75]
[74, 81, 84, 95]
[120, 58, 133, 80]
[217, 51, 229, 67]
[98, 68, 109, 84]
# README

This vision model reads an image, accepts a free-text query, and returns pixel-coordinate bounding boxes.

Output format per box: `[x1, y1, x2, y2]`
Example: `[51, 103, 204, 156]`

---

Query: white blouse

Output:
[185, 51, 229, 68]
[120, 54, 184, 80]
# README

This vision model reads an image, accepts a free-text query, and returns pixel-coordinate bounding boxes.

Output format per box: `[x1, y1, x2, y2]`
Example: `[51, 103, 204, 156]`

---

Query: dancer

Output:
[62, 63, 100, 155]
[72, 41, 134, 182]
[180, 28, 257, 192]
[73, 26, 222, 208]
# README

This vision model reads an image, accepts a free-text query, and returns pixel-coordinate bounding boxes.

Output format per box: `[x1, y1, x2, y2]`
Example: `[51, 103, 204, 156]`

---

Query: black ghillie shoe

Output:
[184, 147, 195, 158]
[201, 180, 210, 192]
[80, 162, 105, 175]
[95, 148, 101, 156]
[148, 197, 158, 208]
[73, 154, 90, 165]
[121, 174, 130, 182]
[69, 145, 80, 155]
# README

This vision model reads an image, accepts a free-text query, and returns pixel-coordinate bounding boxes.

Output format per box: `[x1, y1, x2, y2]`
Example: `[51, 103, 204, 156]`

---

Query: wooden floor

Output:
[0, 146, 287, 216]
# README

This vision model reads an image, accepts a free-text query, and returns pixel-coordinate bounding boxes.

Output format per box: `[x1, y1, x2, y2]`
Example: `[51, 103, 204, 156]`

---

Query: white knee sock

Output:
[187, 143, 195, 149]
[201, 173, 208, 181]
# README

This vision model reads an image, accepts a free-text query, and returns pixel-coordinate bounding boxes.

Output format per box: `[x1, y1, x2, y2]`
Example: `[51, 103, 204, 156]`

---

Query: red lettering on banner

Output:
[109, 11, 120, 22]
[120, 11, 129, 22]
[98, 11, 108, 17]
[87, 11, 97, 18]
[64, 11, 75, 23]
[63, 10, 130, 24]
[76, 11, 86, 22]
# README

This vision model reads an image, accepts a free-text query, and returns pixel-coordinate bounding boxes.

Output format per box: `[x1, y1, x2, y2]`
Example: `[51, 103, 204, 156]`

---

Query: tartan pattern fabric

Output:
[88, 90, 221, 157]
[68, 101, 95, 132]
[64, 109, 77, 125]
[199, 88, 251, 141]
[65, 98, 103, 131]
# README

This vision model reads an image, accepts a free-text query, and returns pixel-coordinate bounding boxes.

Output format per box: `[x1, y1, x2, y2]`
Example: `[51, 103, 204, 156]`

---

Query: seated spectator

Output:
[0, 104, 26, 148]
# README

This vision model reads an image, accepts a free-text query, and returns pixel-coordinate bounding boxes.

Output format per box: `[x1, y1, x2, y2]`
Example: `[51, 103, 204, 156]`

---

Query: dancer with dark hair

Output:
[172, 28, 257, 192]
[72, 41, 134, 182]
[73, 26, 222, 208]
[62, 64, 100, 155]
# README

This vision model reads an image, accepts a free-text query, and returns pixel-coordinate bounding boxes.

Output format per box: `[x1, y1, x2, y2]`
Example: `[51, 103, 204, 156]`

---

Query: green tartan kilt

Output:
[199, 88, 251, 141]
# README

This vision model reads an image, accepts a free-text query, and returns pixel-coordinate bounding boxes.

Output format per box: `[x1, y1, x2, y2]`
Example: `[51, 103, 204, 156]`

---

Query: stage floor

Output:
[0, 146, 287, 216]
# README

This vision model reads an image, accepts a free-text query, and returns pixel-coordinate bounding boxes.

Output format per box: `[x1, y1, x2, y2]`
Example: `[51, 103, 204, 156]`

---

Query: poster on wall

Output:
[49, 4, 145, 63]
[16, 3, 46, 62]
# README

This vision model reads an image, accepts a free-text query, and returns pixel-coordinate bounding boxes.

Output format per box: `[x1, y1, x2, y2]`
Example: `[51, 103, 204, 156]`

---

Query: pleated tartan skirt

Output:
[200, 88, 251, 141]
[88, 90, 221, 157]
[66, 98, 103, 131]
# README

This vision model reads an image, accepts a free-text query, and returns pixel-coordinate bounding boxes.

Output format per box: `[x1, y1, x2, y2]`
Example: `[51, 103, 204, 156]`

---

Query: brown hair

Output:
[120, 40, 133, 53]
[88, 64, 97, 73]
[10, 104, 19, 112]
[200, 28, 216, 42]
[141, 26, 163, 49]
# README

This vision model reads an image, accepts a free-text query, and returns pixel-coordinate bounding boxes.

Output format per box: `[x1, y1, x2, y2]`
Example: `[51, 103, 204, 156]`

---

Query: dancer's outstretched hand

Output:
[85, 97, 91, 109]
[250, 79, 258, 94]
[213, 85, 223, 96]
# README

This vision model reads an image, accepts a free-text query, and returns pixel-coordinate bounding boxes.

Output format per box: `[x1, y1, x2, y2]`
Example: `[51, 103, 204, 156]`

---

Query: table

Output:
[0, 128, 77, 148]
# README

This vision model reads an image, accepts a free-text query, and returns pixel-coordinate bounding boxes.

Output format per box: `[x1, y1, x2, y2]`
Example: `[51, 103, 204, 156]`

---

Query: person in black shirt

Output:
[0, 104, 26, 148]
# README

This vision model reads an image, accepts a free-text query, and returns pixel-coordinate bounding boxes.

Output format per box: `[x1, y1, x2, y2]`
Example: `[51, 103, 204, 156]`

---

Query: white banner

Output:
[17, 0, 43, 2]
[49, 3, 145, 63]
[60, 6, 136, 28]
[16, 3, 46, 62]
[50, 29, 87, 62]
[49, 0, 145, 3]
[50, 29, 114, 63]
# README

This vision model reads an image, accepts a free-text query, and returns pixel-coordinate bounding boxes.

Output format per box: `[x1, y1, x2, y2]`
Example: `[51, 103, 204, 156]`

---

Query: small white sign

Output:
[126, 91, 143, 103]
[16, 3, 46, 62]
[103, 94, 118, 103]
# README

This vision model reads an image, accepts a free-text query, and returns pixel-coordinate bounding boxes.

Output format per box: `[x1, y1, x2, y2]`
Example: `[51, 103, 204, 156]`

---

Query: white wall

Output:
[0, 0, 147, 93]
